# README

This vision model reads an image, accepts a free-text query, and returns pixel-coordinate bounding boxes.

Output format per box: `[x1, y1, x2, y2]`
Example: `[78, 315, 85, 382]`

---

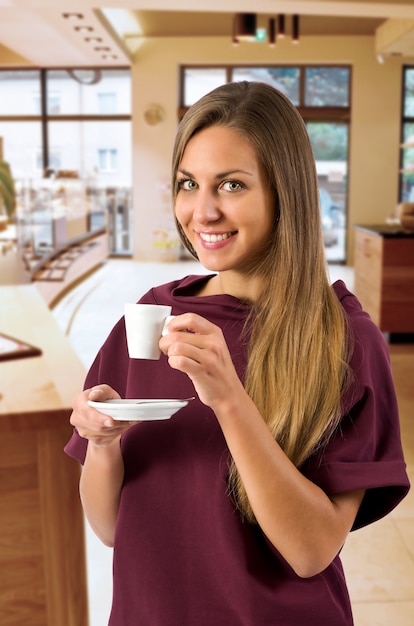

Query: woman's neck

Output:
[197, 271, 263, 303]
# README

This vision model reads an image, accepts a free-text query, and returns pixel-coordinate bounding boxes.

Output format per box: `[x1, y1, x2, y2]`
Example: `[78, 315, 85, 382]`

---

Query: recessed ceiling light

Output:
[84, 37, 102, 43]
[94, 46, 111, 52]
[62, 13, 84, 20]
[102, 54, 118, 60]
[74, 26, 94, 33]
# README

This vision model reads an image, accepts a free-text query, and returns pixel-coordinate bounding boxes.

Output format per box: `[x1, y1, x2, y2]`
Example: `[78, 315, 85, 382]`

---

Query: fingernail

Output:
[104, 419, 112, 427]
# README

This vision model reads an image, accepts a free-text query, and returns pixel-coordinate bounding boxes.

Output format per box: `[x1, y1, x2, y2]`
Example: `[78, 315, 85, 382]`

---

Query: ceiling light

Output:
[62, 13, 84, 20]
[278, 15, 285, 38]
[233, 13, 257, 43]
[268, 18, 276, 47]
[85, 37, 102, 43]
[102, 54, 118, 60]
[94, 46, 111, 52]
[74, 26, 94, 33]
[292, 15, 300, 43]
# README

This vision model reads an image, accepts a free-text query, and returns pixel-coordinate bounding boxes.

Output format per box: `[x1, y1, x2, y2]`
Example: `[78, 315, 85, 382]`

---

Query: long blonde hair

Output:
[172, 82, 350, 522]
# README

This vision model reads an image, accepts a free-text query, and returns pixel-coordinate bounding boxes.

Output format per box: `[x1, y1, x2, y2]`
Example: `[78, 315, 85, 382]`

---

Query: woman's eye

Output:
[221, 180, 243, 192]
[177, 179, 197, 191]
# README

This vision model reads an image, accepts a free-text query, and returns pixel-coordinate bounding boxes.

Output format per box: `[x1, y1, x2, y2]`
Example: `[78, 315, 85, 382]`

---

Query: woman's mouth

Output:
[198, 231, 237, 244]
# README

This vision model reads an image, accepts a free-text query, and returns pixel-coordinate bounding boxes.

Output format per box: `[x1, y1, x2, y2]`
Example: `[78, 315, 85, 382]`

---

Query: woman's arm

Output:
[214, 392, 365, 577]
[80, 439, 124, 547]
[70, 385, 134, 547]
[160, 313, 365, 578]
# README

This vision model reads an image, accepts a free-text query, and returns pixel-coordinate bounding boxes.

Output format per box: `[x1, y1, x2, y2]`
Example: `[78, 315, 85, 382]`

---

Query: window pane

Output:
[183, 68, 227, 106]
[0, 121, 42, 178]
[401, 122, 414, 202]
[403, 69, 414, 117]
[0, 70, 41, 115]
[46, 69, 131, 115]
[305, 67, 350, 107]
[307, 122, 348, 262]
[98, 92, 116, 114]
[48, 120, 131, 186]
[232, 67, 300, 105]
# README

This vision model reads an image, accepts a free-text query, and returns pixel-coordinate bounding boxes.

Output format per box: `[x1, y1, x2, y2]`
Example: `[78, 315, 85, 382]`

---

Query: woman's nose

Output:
[192, 189, 221, 224]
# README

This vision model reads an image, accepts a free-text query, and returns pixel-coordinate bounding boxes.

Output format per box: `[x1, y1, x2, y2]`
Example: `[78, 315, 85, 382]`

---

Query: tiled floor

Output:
[54, 259, 414, 626]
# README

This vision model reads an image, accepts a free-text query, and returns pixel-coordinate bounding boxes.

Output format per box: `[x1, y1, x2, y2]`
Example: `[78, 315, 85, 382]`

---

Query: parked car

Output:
[319, 188, 341, 247]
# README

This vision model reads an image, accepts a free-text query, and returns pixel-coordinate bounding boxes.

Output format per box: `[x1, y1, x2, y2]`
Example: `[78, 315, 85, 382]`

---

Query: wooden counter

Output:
[0, 285, 88, 626]
[354, 224, 414, 333]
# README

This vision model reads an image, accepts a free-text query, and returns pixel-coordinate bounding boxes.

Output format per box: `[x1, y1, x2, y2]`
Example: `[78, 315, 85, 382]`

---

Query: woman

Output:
[65, 81, 409, 625]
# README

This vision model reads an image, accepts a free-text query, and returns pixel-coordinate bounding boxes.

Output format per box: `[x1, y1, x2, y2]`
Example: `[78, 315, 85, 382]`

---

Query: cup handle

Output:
[161, 315, 175, 336]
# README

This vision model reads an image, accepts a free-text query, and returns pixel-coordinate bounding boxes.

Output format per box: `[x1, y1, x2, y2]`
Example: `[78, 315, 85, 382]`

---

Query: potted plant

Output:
[0, 160, 16, 227]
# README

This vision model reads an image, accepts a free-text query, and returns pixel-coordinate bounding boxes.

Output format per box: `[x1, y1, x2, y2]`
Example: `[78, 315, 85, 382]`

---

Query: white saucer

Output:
[87, 398, 194, 421]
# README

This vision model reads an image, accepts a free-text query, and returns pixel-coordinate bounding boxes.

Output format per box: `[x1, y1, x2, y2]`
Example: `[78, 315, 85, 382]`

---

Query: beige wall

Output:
[0, 44, 30, 65]
[130, 35, 405, 264]
[0, 34, 407, 264]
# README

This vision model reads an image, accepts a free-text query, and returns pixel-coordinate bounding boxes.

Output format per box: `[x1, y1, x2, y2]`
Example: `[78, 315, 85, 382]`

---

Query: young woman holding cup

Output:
[66, 82, 409, 626]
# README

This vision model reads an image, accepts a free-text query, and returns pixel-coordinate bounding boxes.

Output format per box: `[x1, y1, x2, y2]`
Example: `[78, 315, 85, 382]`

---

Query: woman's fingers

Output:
[70, 385, 133, 446]
[160, 313, 242, 408]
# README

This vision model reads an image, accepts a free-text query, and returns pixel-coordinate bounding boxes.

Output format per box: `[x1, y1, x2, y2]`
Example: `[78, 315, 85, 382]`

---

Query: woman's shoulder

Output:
[332, 279, 386, 346]
[332, 279, 394, 399]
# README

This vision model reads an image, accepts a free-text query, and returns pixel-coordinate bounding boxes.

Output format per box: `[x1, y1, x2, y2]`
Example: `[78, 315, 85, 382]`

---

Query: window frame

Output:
[0, 66, 130, 173]
[178, 64, 352, 123]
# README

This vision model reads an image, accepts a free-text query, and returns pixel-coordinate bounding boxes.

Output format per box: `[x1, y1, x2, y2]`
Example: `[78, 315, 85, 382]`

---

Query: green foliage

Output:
[404, 69, 414, 117]
[0, 160, 16, 219]
[306, 123, 348, 161]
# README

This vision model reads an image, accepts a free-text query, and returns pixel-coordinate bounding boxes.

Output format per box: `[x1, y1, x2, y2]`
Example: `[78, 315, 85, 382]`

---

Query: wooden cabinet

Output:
[354, 225, 414, 333]
[0, 286, 88, 626]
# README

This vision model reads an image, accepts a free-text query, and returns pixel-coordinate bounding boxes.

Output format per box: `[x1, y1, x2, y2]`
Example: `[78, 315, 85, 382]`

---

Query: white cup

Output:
[124, 303, 173, 360]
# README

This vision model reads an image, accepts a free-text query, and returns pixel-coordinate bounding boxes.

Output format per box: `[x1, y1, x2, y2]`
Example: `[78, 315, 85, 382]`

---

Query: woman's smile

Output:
[197, 230, 238, 246]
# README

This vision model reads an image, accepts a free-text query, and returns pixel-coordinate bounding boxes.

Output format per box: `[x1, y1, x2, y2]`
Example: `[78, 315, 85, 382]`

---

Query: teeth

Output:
[199, 232, 233, 243]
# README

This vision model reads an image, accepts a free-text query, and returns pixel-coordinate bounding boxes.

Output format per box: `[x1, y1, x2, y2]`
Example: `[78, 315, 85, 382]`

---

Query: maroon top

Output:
[65, 276, 409, 626]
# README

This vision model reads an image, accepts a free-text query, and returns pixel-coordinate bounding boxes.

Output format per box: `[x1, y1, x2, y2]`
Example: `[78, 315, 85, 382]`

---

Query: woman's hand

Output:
[159, 313, 246, 410]
[70, 384, 135, 448]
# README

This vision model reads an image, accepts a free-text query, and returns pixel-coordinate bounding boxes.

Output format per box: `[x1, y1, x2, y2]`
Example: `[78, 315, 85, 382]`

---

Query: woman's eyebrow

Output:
[177, 168, 193, 178]
[177, 168, 253, 178]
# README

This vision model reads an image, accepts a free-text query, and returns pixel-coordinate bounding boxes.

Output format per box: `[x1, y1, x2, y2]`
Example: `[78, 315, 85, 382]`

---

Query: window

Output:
[180, 65, 351, 262]
[304, 67, 350, 107]
[0, 70, 41, 115]
[98, 148, 118, 172]
[45, 69, 130, 116]
[232, 67, 300, 105]
[33, 148, 61, 176]
[0, 67, 133, 255]
[33, 92, 61, 115]
[400, 66, 414, 202]
[182, 68, 227, 107]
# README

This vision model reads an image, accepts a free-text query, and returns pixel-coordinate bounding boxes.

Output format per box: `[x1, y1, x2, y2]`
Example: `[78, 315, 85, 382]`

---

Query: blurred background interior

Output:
[0, 2, 413, 625]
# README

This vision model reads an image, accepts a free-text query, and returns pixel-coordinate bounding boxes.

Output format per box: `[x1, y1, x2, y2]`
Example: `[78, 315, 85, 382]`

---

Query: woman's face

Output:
[175, 125, 276, 277]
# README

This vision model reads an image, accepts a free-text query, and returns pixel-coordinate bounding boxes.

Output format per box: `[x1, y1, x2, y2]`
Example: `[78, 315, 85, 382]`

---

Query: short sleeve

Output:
[302, 283, 410, 530]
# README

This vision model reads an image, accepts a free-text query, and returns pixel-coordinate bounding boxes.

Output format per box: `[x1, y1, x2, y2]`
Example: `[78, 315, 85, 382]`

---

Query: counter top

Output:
[0, 284, 86, 416]
[353, 223, 414, 238]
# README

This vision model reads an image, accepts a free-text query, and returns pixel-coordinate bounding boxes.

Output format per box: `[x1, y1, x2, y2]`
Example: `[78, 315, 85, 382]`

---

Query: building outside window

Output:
[98, 148, 118, 172]
[97, 92, 117, 114]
